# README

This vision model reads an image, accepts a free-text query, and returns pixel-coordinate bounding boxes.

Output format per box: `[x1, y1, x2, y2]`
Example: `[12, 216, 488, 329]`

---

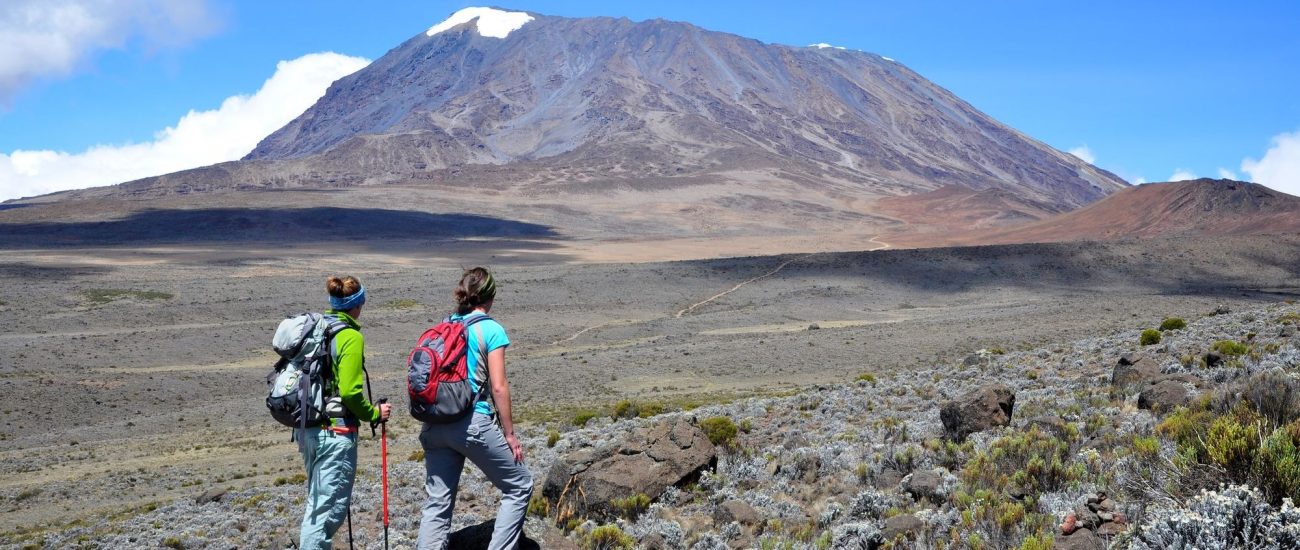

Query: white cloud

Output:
[1133, 177, 1148, 185]
[1242, 129, 1300, 197]
[1216, 168, 1238, 180]
[1169, 169, 1197, 182]
[1067, 145, 1095, 165]
[0, 52, 370, 201]
[426, 7, 533, 39]
[0, 0, 219, 104]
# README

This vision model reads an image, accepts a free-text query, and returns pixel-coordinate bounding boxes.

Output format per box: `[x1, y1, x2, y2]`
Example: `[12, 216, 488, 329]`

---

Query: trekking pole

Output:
[378, 397, 390, 550]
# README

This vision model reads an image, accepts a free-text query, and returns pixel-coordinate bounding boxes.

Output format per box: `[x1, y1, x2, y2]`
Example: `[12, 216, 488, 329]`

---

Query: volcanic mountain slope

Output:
[890, 179, 1300, 247]
[12, 7, 1127, 252]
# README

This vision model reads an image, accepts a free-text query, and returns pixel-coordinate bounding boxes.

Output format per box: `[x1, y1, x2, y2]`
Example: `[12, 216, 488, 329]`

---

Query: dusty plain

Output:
[2, 233, 1300, 538]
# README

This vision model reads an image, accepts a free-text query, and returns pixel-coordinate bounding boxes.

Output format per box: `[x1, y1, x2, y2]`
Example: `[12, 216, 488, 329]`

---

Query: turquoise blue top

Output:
[451, 311, 510, 415]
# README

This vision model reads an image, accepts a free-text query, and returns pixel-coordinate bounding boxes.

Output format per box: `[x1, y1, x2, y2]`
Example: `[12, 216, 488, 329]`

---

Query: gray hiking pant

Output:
[416, 412, 533, 550]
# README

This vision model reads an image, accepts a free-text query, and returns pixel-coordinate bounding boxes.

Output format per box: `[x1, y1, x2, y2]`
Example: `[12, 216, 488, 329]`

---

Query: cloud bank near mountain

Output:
[0, 52, 369, 201]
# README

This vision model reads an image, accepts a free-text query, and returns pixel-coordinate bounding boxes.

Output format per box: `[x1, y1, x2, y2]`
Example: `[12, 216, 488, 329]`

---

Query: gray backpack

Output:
[266, 313, 351, 431]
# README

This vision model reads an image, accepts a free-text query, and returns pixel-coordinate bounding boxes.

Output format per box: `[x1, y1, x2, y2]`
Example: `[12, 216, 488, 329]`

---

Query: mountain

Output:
[890, 179, 1300, 247]
[5, 7, 1130, 256]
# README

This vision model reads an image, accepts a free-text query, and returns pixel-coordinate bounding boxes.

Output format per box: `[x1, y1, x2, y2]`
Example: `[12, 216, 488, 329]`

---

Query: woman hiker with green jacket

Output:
[298, 275, 392, 550]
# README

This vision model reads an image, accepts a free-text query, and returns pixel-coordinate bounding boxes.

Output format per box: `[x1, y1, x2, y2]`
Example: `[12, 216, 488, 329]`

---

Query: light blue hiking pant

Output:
[417, 413, 534, 550]
[298, 427, 357, 550]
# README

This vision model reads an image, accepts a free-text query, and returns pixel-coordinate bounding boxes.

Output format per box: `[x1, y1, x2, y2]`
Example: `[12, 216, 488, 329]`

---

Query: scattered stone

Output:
[1138, 375, 1203, 413]
[1056, 527, 1105, 550]
[195, 487, 226, 505]
[1205, 350, 1224, 367]
[940, 383, 1015, 441]
[1027, 415, 1070, 438]
[714, 500, 761, 526]
[807, 323, 820, 330]
[541, 418, 717, 520]
[881, 513, 924, 541]
[900, 470, 942, 502]
[1074, 503, 1101, 530]
[1213, 304, 1232, 315]
[1111, 353, 1161, 391]
[1095, 521, 1127, 537]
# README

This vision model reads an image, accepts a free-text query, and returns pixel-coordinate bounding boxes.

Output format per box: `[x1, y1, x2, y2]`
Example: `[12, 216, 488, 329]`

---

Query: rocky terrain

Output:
[2, 233, 1300, 548]
[6, 272, 1298, 549]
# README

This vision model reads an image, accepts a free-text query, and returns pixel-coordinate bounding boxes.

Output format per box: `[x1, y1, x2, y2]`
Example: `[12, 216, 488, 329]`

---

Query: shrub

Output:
[1159, 317, 1187, 331]
[961, 426, 1078, 495]
[1133, 435, 1160, 458]
[699, 416, 739, 448]
[612, 399, 636, 419]
[856, 373, 877, 385]
[546, 429, 560, 448]
[383, 298, 420, 309]
[582, 524, 635, 550]
[1140, 329, 1162, 346]
[1212, 340, 1249, 356]
[572, 410, 599, 427]
[83, 288, 173, 306]
[638, 402, 666, 418]
[161, 537, 184, 549]
[527, 492, 549, 517]
[1129, 485, 1300, 549]
[408, 450, 425, 462]
[610, 493, 651, 520]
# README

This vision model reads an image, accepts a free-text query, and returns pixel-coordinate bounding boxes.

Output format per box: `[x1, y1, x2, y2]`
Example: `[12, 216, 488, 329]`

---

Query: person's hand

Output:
[505, 432, 525, 464]
[378, 403, 392, 422]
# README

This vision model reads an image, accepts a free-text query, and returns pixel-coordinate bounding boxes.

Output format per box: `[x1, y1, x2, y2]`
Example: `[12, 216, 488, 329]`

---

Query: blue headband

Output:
[330, 285, 366, 311]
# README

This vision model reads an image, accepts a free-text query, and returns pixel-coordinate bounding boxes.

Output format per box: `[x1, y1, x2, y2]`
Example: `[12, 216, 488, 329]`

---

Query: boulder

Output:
[542, 418, 716, 520]
[881, 513, 924, 542]
[714, 500, 761, 526]
[1205, 350, 1224, 367]
[1056, 528, 1105, 550]
[940, 384, 1015, 441]
[1138, 374, 1203, 413]
[901, 470, 943, 502]
[1111, 353, 1161, 391]
[195, 487, 227, 505]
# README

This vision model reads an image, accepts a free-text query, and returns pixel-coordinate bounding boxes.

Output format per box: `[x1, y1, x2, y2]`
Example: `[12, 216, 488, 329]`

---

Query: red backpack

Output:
[406, 315, 490, 424]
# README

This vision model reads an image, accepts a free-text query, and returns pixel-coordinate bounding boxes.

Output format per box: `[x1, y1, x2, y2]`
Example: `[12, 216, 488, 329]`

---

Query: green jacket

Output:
[327, 310, 380, 426]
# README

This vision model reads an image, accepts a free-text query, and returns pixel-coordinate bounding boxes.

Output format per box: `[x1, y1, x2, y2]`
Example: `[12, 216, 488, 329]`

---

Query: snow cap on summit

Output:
[426, 7, 534, 39]
[809, 43, 846, 50]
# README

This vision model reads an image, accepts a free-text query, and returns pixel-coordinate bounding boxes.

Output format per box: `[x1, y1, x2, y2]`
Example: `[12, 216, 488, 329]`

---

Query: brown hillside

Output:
[891, 179, 1300, 247]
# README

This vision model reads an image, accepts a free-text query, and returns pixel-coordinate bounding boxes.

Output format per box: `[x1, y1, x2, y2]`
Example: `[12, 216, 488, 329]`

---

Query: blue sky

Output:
[2, 0, 1299, 200]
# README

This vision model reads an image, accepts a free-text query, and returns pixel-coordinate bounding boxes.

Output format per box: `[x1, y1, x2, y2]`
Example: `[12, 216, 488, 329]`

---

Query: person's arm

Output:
[487, 347, 524, 463]
[334, 330, 382, 422]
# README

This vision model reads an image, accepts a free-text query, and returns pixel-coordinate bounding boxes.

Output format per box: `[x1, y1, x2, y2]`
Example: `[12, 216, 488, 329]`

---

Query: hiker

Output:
[416, 267, 533, 550]
[298, 275, 392, 549]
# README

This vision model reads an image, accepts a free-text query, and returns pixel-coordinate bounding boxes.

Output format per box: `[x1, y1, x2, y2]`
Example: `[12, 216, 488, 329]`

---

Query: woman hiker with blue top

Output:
[417, 267, 533, 550]
[299, 275, 393, 549]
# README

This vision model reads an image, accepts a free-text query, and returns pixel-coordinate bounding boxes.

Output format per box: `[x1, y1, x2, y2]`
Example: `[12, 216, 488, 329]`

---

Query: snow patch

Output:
[881, 56, 895, 62]
[809, 43, 846, 50]
[426, 7, 534, 39]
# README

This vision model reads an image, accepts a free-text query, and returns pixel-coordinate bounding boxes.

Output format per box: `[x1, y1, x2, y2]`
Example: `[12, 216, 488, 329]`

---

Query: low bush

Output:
[582, 524, 635, 550]
[1140, 329, 1162, 346]
[612, 399, 636, 419]
[572, 410, 599, 427]
[83, 288, 173, 306]
[1129, 485, 1300, 549]
[408, 450, 425, 462]
[546, 429, 560, 448]
[699, 416, 739, 448]
[1211, 340, 1249, 356]
[1159, 317, 1187, 331]
[610, 493, 651, 520]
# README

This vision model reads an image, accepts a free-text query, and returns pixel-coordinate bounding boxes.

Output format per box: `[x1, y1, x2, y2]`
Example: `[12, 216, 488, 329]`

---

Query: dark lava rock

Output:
[1138, 375, 1203, 413]
[1056, 528, 1105, 550]
[542, 418, 716, 520]
[881, 513, 924, 542]
[1205, 350, 1224, 367]
[901, 470, 943, 502]
[1111, 353, 1161, 391]
[196, 487, 227, 504]
[714, 499, 762, 526]
[807, 323, 820, 330]
[940, 383, 1015, 441]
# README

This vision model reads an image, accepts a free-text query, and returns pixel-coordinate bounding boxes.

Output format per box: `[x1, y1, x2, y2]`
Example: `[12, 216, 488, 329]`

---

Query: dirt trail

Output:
[675, 254, 811, 318]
